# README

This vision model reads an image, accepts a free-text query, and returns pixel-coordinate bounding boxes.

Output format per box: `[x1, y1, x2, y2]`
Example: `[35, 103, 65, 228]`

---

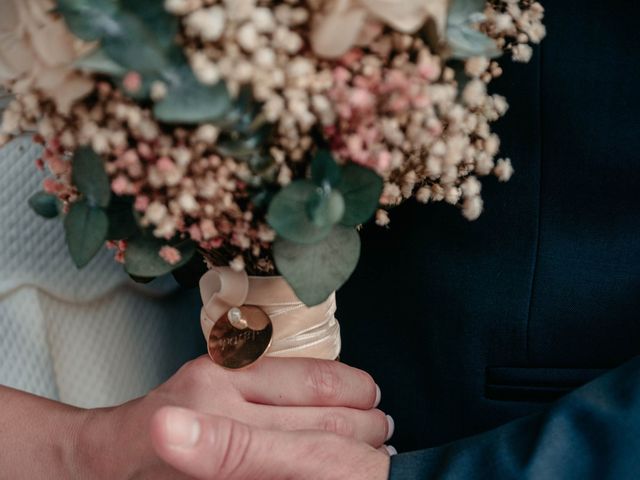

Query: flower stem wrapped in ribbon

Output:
[200, 267, 340, 369]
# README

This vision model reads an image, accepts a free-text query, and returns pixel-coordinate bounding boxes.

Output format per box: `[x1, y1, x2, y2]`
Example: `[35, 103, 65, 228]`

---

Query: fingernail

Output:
[385, 415, 395, 441]
[374, 385, 382, 407]
[164, 408, 201, 449]
[384, 445, 398, 456]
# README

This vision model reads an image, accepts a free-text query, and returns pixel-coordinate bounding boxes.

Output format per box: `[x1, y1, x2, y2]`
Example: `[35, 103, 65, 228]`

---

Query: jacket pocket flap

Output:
[485, 367, 607, 402]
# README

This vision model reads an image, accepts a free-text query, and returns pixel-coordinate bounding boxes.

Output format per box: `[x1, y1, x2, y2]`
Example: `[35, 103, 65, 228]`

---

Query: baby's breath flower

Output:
[494, 158, 515, 182]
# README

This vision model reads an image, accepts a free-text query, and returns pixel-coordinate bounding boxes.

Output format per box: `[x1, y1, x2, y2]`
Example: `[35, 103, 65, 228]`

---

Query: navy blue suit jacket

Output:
[338, 1, 640, 478]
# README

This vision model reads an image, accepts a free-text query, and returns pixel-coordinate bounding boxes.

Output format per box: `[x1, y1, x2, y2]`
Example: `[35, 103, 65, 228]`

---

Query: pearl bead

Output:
[228, 308, 248, 330]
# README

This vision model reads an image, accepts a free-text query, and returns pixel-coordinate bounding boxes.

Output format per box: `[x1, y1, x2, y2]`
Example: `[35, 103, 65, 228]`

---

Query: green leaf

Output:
[129, 274, 156, 284]
[447, 26, 501, 60]
[154, 72, 232, 124]
[105, 196, 138, 240]
[447, 0, 501, 60]
[75, 48, 126, 76]
[216, 125, 272, 160]
[306, 189, 345, 228]
[124, 236, 195, 278]
[64, 200, 109, 268]
[448, 0, 487, 20]
[251, 187, 277, 211]
[60, 0, 180, 75]
[72, 147, 111, 208]
[337, 164, 383, 226]
[56, 0, 119, 41]
[214, 85, 260, 132]
[101, 11, 171, 74]
[274, 226, 361, 306]
[247, 153, 276, 175]
[28, 192, 60, 219]
[123, 0, 179, 52]
[267, 181, 334, 244]
[311, 150, 342, 188]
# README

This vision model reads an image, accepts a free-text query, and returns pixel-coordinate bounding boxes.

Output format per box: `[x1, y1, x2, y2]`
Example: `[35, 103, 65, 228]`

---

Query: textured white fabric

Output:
[0, 134, 203, 408]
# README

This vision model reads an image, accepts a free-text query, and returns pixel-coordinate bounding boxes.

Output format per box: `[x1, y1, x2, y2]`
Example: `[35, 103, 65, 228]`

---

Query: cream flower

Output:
[0, 0, 93, 114]
[311, 0, 450, 58]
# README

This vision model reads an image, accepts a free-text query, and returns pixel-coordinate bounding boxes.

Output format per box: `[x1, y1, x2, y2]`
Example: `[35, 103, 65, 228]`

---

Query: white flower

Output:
[0, 0, 93, 113]
[494, 158, 514, 182]
[184, 6, 226, 42]
[311, 0, 449, 58]
[512, 44, 533, 63]
[462, 195, 483, 221]
[229, 255, 246, 272]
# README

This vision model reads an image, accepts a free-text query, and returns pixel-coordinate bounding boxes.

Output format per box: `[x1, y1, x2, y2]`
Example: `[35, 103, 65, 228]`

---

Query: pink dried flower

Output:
[123, 72, 143, 93]
[121, 149, 140, 165]
[350, 88, 375, 110]
[137, 143, 154, 160]
[188, 224, 203, 242]
[157, 156, 176, 172]
[107, 240, 127, 264]
[200, 219, 218, 241]
[111, 176, 129, 195]
[159, 246, 182, 266]
[134, 195, 149, 212]
[43, 178, 64, 194]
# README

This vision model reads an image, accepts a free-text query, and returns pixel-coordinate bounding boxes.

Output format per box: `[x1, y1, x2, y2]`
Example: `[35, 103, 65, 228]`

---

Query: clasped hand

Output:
[78, 356, 392, 479]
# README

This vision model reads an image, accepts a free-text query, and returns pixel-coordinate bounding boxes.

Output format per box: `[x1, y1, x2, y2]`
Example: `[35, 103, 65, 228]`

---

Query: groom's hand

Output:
[150, 406, 391, 480]
[77, 356, 392, 479]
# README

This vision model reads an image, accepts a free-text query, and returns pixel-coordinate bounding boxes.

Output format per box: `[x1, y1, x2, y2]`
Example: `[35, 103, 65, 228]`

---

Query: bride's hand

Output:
[78, 356, 392, 479]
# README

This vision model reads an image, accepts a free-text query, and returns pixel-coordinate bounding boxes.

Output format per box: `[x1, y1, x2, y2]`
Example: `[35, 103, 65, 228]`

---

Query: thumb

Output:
[150, 406, 390, 480]
[150, 406, 317, 480]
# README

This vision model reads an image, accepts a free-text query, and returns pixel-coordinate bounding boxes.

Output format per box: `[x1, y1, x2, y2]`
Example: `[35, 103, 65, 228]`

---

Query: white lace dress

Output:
[0, 133, 203, 408]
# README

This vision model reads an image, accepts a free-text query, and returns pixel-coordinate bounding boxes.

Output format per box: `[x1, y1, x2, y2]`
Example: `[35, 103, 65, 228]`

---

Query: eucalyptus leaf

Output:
[123, 0, 180, 52]
[447, 0, 501, 60]
[242, 153, 279, 187]
[448, 0, 487, 20]
[447, 25, 501, 60]
[64, 201, 109, 268]
[124, 236, 195, 278]
[154, 73, 232, 124]
[75, 48, 126, 76]
[247, 153, 276, 174]
[60, 0, 180, 76]
[311, 150, 342, 188]
[29, 192, 60, 219]
[216, 125, 272, 160]
[215, 85, 261, 133]
[101, 11, 171, 74]
[56, 0, 119, 41]
[267, 181, 334, 244]
[129, 275, 156, 284]
[72, 147, 111, 208]
[274, 226, 361, 306]
[306, 189, 345, 228]
[338, 164, 383, 227]
[251, 188, 277, 211]
[452, 60, 470, 91]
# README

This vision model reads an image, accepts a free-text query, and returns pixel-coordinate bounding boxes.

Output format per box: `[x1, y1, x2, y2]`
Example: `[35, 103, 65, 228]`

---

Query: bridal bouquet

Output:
[1, 0, 544, 367]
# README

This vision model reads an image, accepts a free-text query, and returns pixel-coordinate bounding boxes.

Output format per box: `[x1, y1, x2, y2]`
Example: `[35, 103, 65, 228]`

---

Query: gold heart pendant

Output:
[208, 306, 273, 369]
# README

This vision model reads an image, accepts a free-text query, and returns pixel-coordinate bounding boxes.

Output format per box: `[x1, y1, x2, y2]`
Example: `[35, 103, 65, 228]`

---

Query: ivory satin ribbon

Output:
[199, 268, 341, 360]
